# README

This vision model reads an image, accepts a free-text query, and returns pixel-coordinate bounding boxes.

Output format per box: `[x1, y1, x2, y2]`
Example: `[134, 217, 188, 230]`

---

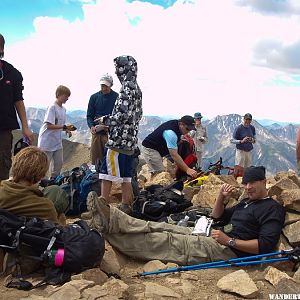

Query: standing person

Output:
[0, 33, 34, 181]
[142, 116, 198, 179]
[231, 113, 256, 177]
[296, 127, 300, 176]
[189, 112, 208, 169]
[97, 55, 142, 214]
[86, 74, 118, 169]
[38, 85, 75, 178]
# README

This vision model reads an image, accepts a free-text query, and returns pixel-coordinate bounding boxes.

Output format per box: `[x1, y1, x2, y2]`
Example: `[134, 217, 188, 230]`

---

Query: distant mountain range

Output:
[26, 108, 299, 174]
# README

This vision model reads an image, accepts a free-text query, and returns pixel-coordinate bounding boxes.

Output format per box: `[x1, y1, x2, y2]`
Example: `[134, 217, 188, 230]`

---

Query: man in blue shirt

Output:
[86, 74, 118, 168]
[142, 116, 198, 178]
[231, 113, 256, 176]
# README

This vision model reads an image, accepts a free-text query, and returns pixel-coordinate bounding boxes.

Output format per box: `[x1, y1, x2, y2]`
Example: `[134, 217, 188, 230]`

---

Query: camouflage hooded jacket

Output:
[103, 55, 143, 154]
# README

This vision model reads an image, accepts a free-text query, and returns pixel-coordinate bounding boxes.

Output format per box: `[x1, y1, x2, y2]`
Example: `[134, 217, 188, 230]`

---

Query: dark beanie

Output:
[242, 166, 266, 184]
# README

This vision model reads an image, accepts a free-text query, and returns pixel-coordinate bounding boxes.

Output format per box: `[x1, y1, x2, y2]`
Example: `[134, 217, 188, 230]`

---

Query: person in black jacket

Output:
[142, 115, 198, 178]
[0, 33, 33, 181]
[85, 166, 285, 264]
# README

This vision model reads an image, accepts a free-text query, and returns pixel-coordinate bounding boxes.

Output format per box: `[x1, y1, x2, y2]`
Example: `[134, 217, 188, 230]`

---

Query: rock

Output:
[284, 211, 300, 226]
[71, 268, 108, 285]
[143, 260, 167, 273]
[217, 269, 258, 299]
[268, 178, 299, 199]
[274, 171, 300, 187]
[177, 279, 194, 294]
[143, 282, 181, 298]
[100, 243, 121, 276]
[81, 285, 110, 299]
[192, 189, 218, 208]
[165, 262, 179, 269]
[278, 189, 300, 212]
[101, 278, 129, 298]
[275, 278, 300, 293]
[282, 220, 300, 245]
[264, 266, 293, 286]
[47, 279, 95, 300]
[145, 171, 174, 187]
[180, 271, 199, 281]
[183, 186, 200, 201]
[293, 266, 300, 281]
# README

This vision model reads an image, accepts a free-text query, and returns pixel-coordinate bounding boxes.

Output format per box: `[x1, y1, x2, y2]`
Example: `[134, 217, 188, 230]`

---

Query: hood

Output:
[114, 55, 137, 83]
[0, 180, 43, 197]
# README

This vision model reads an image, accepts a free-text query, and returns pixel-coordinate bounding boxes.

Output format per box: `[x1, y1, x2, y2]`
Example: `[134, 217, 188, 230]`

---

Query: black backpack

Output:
[0, 209, 105, 283]
[131, 182, 192, 221]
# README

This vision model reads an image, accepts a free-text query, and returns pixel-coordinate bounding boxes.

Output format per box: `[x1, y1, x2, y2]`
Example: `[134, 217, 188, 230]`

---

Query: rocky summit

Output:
[1, 149, 300, 299]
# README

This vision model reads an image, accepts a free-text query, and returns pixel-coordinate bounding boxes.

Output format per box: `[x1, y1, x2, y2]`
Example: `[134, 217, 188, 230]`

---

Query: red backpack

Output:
[176, 134, 198, 180]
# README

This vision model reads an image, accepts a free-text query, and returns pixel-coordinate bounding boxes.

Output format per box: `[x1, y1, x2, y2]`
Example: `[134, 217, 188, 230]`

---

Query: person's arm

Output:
[211, 183, 235, 218]
[169, 148, 197, 177]
[15, 100, 34, 143]
[86, 95, 97, 134]
[200, 127, 208, 143]
[210, 230, 259, 254]
[163, 130, 197, 178]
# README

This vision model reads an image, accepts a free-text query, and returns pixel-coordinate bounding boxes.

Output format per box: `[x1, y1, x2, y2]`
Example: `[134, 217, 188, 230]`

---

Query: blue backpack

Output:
[54, 165, 101, 216]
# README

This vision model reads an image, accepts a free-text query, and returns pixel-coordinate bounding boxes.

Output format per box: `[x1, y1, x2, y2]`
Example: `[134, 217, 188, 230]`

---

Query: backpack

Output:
[0, 209, 105, 282]
[41, 164, 101, 216]
[131, 182, 192, 221]
[176, 134, 198, 180]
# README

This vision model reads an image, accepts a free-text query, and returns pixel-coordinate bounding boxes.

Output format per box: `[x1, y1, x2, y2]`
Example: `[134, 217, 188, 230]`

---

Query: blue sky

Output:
[1, 0, 300, 122]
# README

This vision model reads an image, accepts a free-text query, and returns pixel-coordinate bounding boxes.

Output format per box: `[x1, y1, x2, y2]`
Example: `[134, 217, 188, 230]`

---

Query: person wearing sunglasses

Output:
[0, 33, 34, 181]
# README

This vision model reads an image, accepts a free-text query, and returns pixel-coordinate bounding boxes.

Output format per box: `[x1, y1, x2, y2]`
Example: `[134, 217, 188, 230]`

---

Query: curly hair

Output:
[11, 146, 49, 184]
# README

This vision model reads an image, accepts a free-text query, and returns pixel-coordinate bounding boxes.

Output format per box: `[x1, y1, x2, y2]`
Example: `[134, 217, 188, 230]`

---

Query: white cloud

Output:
[5, 0, 300, 122]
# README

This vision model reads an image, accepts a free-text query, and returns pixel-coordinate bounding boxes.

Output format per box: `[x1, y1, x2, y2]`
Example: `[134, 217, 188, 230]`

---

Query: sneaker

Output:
[84, 191, 110, 233]
[118, 203, 132, 215]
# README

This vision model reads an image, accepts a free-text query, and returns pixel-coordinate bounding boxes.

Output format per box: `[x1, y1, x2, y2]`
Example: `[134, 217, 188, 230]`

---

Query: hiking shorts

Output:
[142, 146, 164, 173]
[99, 148, 133, 183]
[235, 149, 252, 168]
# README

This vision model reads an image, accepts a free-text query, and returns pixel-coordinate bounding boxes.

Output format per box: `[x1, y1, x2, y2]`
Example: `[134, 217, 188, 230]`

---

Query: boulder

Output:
[278, 189, 300, 212]
[264, 266, 293, 286]
[282, 220, 300, 246]
[268, 178, 299, 199]
[217, 269, 258, 299]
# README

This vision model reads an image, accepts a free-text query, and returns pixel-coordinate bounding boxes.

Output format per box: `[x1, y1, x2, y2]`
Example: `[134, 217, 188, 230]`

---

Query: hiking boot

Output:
[118, 203, 132, 215]
[84, 191, 110, 233]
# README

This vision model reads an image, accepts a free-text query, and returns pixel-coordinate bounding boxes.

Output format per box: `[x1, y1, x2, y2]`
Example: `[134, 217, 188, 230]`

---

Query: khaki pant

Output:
[90, 133, 108, 166]
[105, 207, 237, 265]
[0, 130, 13, 181]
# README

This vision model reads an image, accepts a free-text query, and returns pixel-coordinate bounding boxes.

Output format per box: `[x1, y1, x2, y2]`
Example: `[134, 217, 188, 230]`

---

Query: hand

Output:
[210, 229, 230, 246]
[95, 124, 108, 133]
[94, 116, 104, 124]
[220, 183, 235, 198]
[65, 124, 77, 131]
[22, 128, 34, 144]
[90, 126, 97, 135]
[186, 168, 198, 178]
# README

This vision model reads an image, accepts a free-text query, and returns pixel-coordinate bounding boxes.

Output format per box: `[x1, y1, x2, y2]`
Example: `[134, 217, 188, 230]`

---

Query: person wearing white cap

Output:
[86, 73, 118, 169]
[189, 112, 208, 169]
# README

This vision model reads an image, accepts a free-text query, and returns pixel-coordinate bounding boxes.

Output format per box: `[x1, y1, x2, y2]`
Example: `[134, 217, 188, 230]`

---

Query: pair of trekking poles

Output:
[137, 248, 300, 277]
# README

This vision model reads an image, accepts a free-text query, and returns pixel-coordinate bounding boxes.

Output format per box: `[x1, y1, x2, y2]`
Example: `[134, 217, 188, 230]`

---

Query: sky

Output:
[1, 0, 300, 123]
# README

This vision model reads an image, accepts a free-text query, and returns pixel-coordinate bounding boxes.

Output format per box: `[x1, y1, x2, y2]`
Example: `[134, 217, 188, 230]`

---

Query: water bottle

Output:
[48, 249, 65, 267]
[177, 215, 189, 227]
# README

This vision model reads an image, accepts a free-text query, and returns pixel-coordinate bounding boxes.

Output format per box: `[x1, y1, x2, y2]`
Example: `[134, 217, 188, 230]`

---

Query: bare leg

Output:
[121, 182, 133, 205]
[101, 179, 112, 201]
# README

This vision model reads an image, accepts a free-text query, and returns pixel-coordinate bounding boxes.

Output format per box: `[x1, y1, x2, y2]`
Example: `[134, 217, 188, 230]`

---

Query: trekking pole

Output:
[137, 248, 300, 277]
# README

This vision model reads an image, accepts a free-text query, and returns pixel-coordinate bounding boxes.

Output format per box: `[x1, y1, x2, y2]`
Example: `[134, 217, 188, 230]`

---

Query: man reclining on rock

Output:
[0, 146, 68, 224]
[83, 166, 285, 265]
